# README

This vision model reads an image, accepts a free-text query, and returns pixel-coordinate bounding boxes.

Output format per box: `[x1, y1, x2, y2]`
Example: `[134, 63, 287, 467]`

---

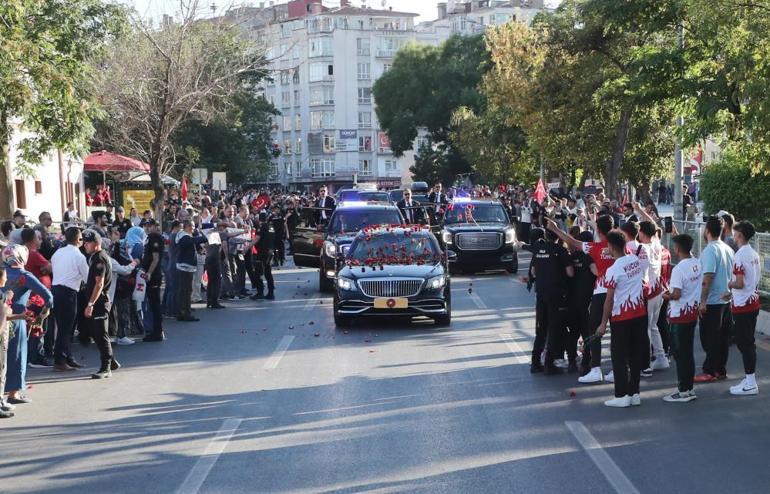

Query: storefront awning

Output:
[84, 151, 150, 173]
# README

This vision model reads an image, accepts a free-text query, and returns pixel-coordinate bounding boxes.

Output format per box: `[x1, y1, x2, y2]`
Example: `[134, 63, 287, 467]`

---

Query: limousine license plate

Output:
[374, 297, 408, 309]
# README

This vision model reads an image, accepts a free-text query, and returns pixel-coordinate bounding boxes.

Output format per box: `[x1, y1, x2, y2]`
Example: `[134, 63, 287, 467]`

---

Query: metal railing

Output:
[661, 220, 770, 295]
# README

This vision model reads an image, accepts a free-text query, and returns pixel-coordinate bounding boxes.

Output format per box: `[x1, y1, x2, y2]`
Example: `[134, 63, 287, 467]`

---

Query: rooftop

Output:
[324, 6, 419, 17]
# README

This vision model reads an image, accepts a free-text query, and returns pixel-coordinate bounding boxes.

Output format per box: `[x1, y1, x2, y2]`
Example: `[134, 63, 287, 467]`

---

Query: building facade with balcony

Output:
[225, 1, 447, 192]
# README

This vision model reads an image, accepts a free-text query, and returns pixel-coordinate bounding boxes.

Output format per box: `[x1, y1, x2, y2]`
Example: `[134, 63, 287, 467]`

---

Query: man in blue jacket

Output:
[175, 220, 207, 322]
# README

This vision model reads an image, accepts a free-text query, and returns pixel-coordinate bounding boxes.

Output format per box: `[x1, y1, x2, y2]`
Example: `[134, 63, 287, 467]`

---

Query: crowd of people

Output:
[0, 179, 760, 418]
[524, 200, 761, 408]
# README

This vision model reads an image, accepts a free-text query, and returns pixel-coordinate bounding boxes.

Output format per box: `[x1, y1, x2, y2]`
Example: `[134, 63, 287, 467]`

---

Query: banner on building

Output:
[378, 132, 391, 153]
[212, 172, 227, 191]
[336, 129, 358, 152]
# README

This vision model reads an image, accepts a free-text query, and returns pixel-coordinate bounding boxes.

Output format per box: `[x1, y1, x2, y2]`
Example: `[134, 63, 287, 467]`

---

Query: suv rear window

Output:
[330, 209, 403, 234]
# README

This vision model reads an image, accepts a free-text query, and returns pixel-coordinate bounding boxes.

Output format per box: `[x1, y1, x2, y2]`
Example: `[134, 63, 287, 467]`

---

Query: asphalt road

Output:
[3, 257, 770, 494]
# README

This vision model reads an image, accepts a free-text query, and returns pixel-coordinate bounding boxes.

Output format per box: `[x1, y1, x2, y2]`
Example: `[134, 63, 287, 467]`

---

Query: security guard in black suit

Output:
[396, 190, 427, 225]
[530, 229, 574, 374]
[250, 212, 276, 300]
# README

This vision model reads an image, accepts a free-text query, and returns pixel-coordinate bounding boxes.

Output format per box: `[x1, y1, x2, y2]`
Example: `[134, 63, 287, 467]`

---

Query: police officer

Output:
[530, 229, 574, 374]
[250, 212, 276, 300]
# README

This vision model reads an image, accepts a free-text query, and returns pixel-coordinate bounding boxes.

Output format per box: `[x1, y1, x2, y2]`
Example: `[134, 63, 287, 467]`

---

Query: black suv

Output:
[334, 226, 451, 327]
[291, 202, 405, 292]
[438, 199, 518, 274]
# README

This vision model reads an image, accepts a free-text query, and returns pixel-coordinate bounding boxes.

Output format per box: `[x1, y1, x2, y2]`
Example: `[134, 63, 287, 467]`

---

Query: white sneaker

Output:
[651, 356, 670, 370]
[578, 367, 603, 384]
[605, 371, 615, 383]
[630, 393, 641, 406]
[604, 395, 632, 408]
[730, 379, 758, 396]
[663, 390, 697, 403]
[116, 337, 136, 346]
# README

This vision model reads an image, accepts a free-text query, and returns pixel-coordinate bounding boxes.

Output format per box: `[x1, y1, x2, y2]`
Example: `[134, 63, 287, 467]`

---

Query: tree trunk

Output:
[605, 107, 633, 200]
[0, 112, 13, 219]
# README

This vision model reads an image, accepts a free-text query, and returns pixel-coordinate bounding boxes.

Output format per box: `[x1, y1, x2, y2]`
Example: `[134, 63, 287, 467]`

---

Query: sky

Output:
[120, 0, 438, 22]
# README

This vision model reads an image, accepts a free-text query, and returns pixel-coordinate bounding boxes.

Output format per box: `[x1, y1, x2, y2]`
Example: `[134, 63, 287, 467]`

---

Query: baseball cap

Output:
[82, 230, 102, 244]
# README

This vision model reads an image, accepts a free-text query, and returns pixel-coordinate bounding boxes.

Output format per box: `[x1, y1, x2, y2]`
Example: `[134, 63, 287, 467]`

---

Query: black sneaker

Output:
[545, 365, 565, 375]
[265, 292, 275, 300]
[250, 293, 265, 300]
[567, 361, 578, 374]
[91, 369, 112, 379]
[530, 362, 544, 374]
[29, 358, 54, 369]
[110, 358, 121, 371]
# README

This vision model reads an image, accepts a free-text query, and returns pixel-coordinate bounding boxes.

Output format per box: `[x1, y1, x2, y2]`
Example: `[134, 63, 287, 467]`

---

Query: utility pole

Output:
[673, 25, 685, 222]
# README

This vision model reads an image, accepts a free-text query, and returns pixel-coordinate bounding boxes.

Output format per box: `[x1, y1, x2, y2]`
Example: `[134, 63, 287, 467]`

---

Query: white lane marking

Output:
[500, 333, 529, 364]
[469, 291, 487, 309]
[565, 421, 640, 494]
[304, 297, 319, 311]
[264, 335, 295, 369]
[177, 418, 242, 494]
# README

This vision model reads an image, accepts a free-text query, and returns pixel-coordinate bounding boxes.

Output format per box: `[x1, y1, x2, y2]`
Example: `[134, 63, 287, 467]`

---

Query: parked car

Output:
[334, 226, 452, 327]
[291, 202, 405, 292]
[438, 199, 519, 274]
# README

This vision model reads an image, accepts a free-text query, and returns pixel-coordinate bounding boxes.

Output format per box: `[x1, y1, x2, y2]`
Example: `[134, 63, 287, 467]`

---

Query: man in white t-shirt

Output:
[662, 234, 702, 403]
[595, 230, 647, 408]
[639, 221, 669, 373]
[725, 221, 762, 396]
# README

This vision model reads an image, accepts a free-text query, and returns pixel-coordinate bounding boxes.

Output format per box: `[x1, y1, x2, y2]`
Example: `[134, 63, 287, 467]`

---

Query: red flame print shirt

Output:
[667, 257, 702, 324]
[604, 254, 646, 322]
[731, 244, 761, 314]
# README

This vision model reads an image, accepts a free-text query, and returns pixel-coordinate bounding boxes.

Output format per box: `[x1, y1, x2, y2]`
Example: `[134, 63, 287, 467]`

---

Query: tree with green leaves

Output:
[373, 34, 489, 184]
[171, 90, 279, 184]
[93, 1, 269, 218]
[0, 0, 126, 217]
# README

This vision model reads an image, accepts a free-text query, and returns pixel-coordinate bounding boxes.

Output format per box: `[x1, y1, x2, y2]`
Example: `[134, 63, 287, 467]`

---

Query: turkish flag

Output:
[534, 179, 547, 204]
[181, 175, 188, 201]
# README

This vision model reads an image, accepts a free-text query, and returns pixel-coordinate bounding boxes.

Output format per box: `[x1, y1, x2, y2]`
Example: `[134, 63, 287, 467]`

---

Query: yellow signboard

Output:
[123, 189, 156, 212]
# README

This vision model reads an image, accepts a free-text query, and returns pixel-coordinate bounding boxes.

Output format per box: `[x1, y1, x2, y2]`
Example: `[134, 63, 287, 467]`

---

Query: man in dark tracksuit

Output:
[250, 212, 276, 300]
[565, 229, 596, 373]
[206, 224, 227, 309]
[530, 229, 574, 374]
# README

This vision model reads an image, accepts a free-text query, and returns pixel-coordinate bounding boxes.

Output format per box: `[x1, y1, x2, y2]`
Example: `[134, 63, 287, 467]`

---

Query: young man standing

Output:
[547, 214, 616, 384]
[725, 221, 761, 396]
[596, 230, 647, 408]
[696, 217, 734, 383]
[662, 234, 702, 403]
[81, 231, 116, 379]
[141, 220, 165, 342]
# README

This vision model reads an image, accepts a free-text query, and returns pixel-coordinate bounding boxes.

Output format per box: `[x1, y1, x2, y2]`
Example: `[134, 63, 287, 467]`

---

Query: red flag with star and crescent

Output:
[181, 175, 188, 201]
[534, 179, 547, 204]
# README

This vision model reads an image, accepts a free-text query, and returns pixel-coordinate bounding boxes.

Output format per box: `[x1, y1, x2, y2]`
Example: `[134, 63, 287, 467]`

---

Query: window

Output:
[377, 37, 403, 57]
[284, 139, 292, 155]
[292, 45, 301, 59]
[311, 159, 335, 177]
[323, 133, 335, 153]
[358, 159, 373, 176]
[358, 87, 372, 104]
[285, 161, 293, 176]
[282, 115, 291, 130]
[358, 134, 372, 152]
[293, 90, 300, 106]
[311, 110, 335, 130]
[358, 111, 372, 128]
[416, 136, 431, 153]
[384, 159, 398, 172]
[309, 63, 334, 82]
[309, 86, 334, 105]
[281, 91, 291, 107]
[295, 160, 303, 177]
[267, 94, 275, 106]
[14, 180, 26, 209]
[280, 70, 290, 85]
[269, 163, 279, 179]
[309, 37, 333, 57]
[295, 114, 302, 131]
[357, 62, 371, 80]
[295, 138, 302, 154]
[292, 69, 300, 84]
[356, 38, 370, 56]
[34, 180, 42, 195]
[382, 63, 392, 74]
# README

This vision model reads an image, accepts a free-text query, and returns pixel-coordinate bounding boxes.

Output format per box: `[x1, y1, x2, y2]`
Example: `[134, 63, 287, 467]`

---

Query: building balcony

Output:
[376, 49, 397, 58]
